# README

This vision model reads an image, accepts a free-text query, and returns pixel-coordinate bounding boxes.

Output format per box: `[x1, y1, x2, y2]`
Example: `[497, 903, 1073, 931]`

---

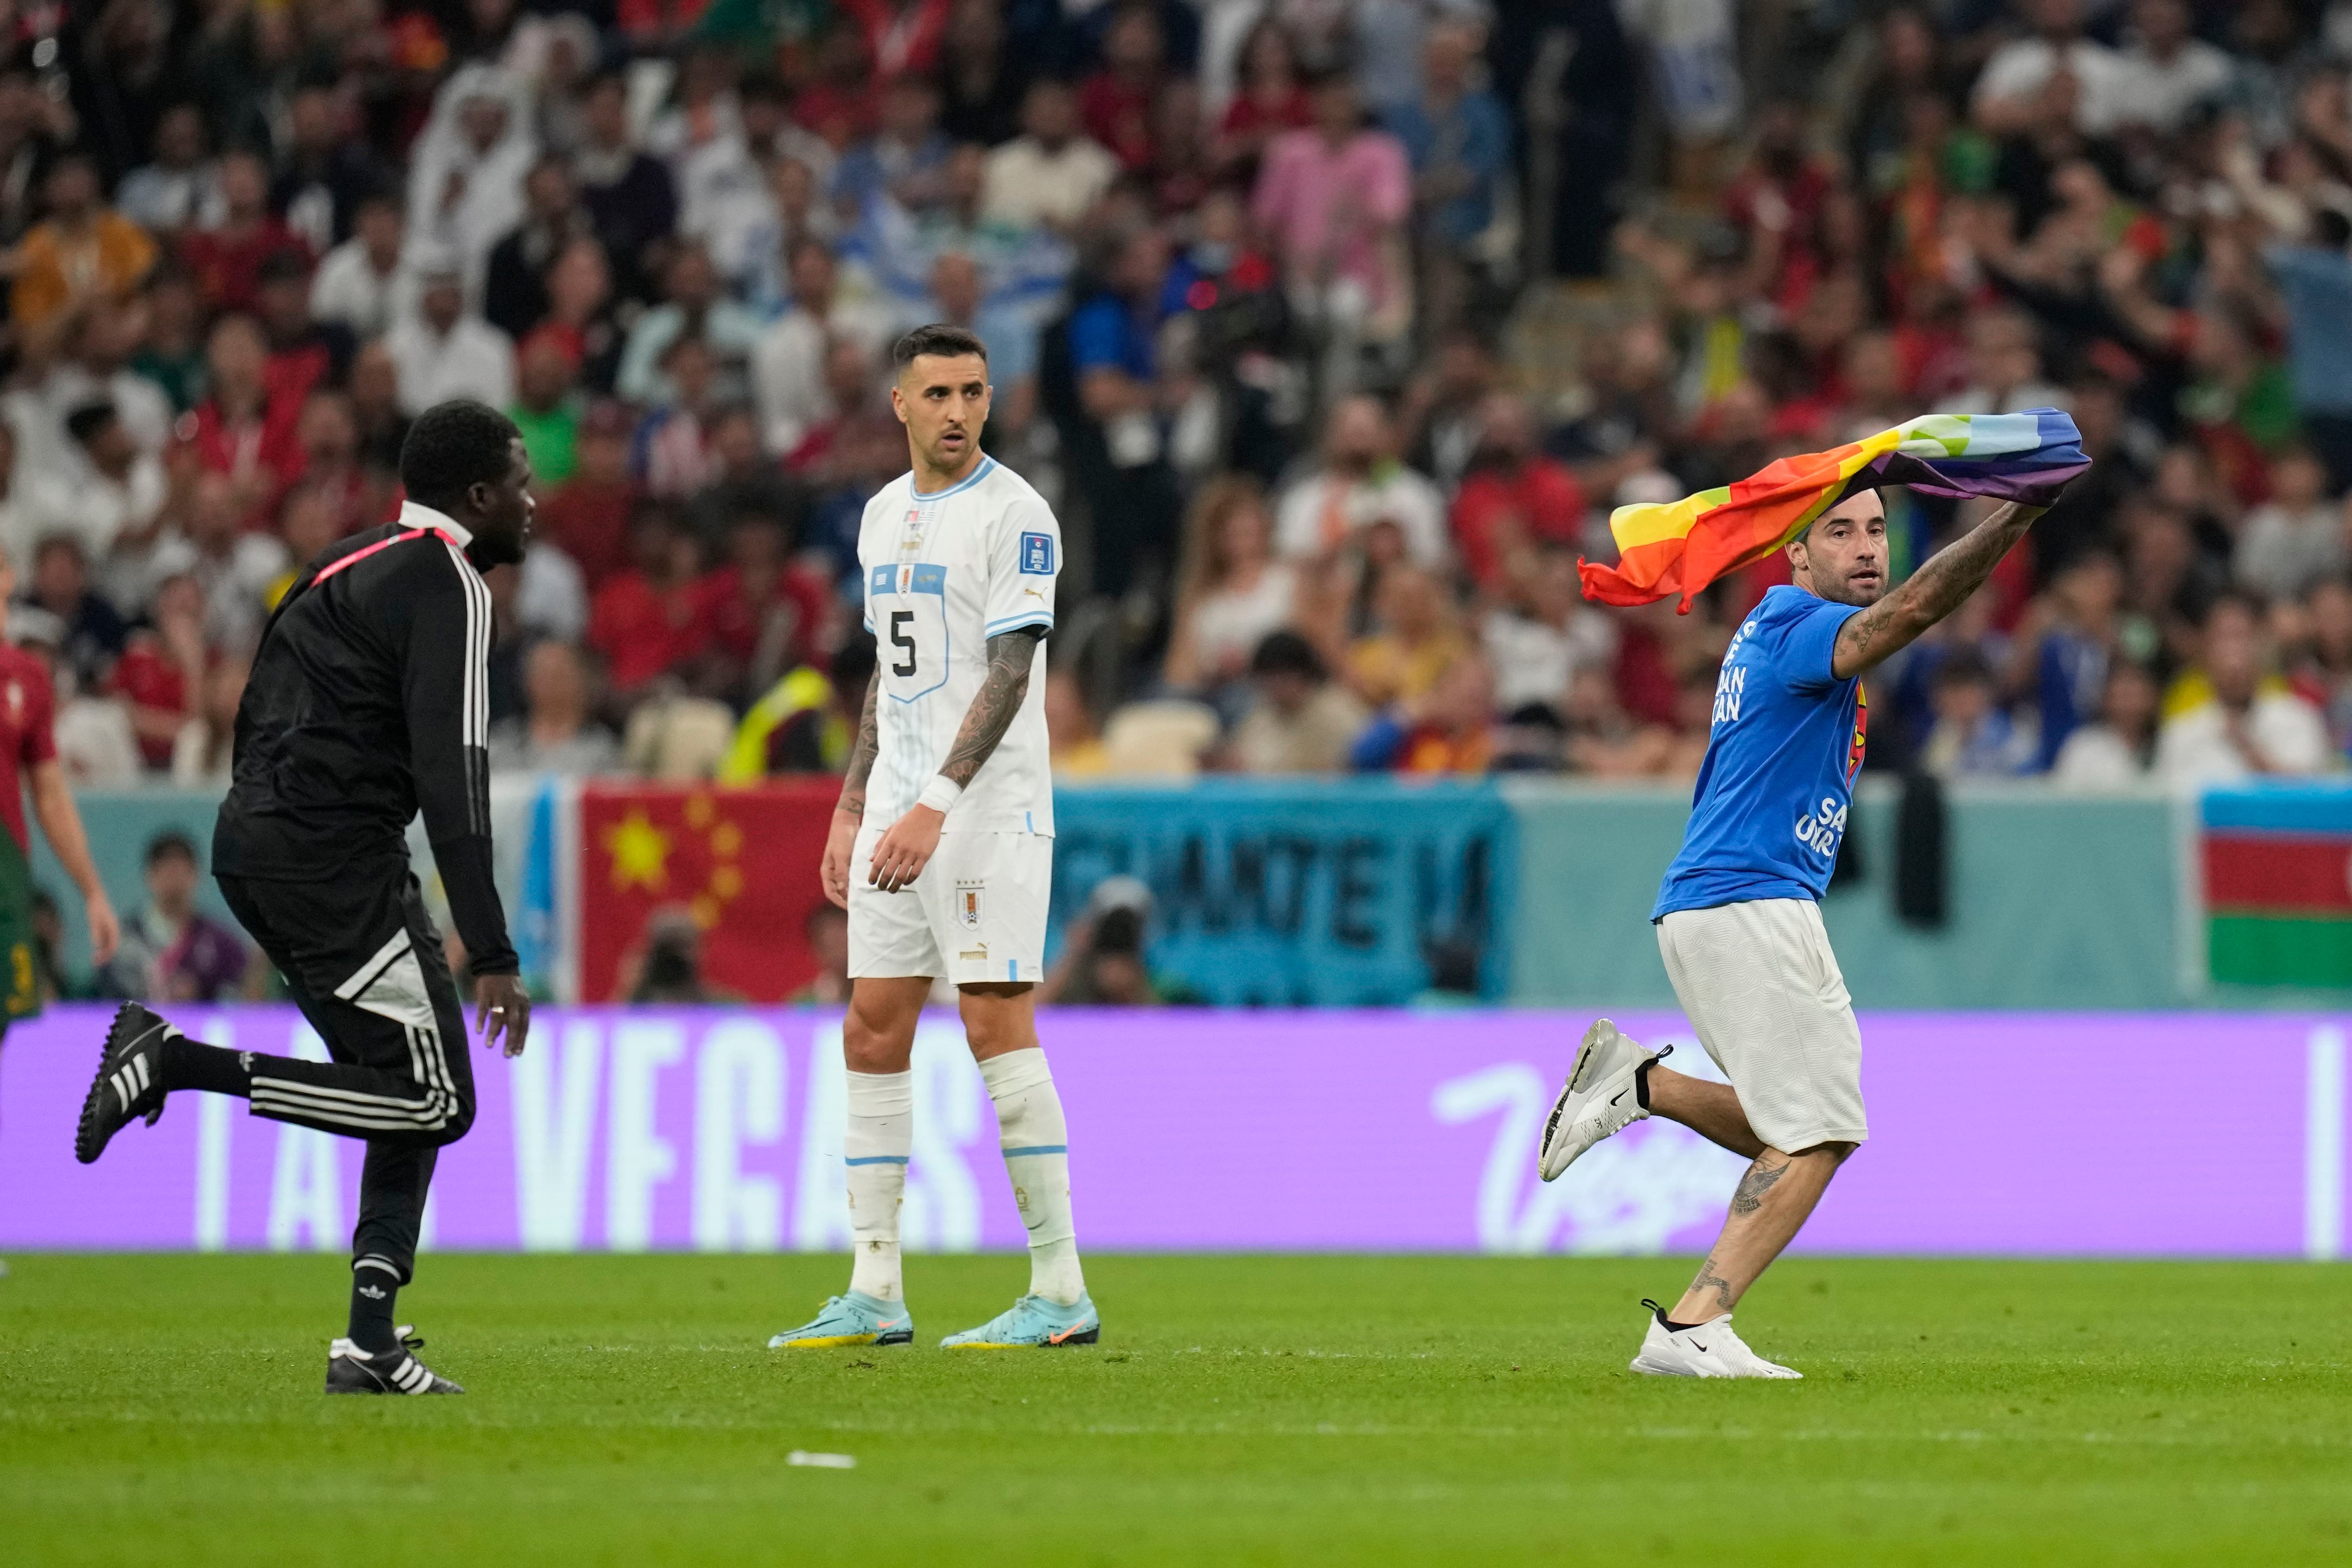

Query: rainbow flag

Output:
[1580, 409, 2090, 610]
[2203, 784, 2352, 990]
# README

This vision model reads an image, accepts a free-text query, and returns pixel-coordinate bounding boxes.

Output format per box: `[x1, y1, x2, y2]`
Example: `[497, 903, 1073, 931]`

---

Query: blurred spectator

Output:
[1164, 474, 1298, 700]
[2292, 578, 2352, 751]
[488, 640, 620, 775]
[793, 903, 851, 1005]
[271, 83, 387, 257]
[984, 79, 1120, 232]
[723, 636, 874, 781]
[1214, 19, 1312, 183]
[2113, 0, 2234, 135]
[1920, 649, 2037, 777]
[1063, 223, 1185, 596]
[1563, 666, 1676, 777]
[168, 654, 246, 787]
[1346, 565, 1463, 710]
[179, 151, 304, 315]
[114, 105, 223, 238]
[1275, 396, 1446, 567]
[636, 338, 726, 499]
[835, 75, 954, 214]
[2051, 660, 2163, 791]
[510, 328, 585, 486]
[110, 571, 207, 770]
[23, 536, 127, 694]
[574, 72, 680, 304]
[1973, 0, 2128, 139]
[705, 512, 832, 697]
[922, 251, 1038, 435]
[1483, 546, 1617, 717]
[1227, 631, 1366, 774]
[1045, 667, 1111, 776]
[686, 407, 808, 549]
[387, 252, 516, 415]
[256, 251, 356, 407]
[2020, 551, 2127, 771]
[1386, 20, 1509, 333]
[149, 472, 288, 655]
[407, 67, 534, 292]
[621, 906, 731, 1003]
[616, 242, 763, 409]
[96, 832, 246, 1003]
[1449, 394, 1587, 592]
[13, 156, 156, 332]
[2265, 210, 2352, 493]
[1253, 75, 1412, 360]
[32, 402, 166, 572]
[2235, 447, 2345, 603]
[590, 501, 714, 695]
[784, 336, 888, 476]
[753, 238, 895, 456]
[1351, 652, 1494, 774]
[1083, 4, 1169, 172]
[2158, 596, 2334, 786]
[539, 400, 640, 592]
[128, 268, 208, 413]
[485, 156, 590, 341]
[1041, 886, 1163, 1006]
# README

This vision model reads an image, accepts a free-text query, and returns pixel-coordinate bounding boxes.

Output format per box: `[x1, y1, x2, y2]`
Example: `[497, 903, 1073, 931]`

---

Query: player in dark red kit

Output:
[73, 400, 534, 1395]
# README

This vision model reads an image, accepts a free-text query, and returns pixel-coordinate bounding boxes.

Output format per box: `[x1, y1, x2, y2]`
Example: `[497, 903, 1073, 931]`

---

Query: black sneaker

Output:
[326, 1332, 465, 1395]
[74, 1002, 177, 1164]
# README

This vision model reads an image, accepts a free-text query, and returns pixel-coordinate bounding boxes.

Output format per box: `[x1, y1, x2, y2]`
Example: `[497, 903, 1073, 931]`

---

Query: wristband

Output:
[917, 775, 964, 814]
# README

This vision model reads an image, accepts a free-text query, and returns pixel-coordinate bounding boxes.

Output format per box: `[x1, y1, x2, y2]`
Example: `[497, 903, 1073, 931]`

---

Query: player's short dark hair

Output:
[144, 830, 199, 869]
[893, 323, 988, 372]
[399, 400, 521, 512]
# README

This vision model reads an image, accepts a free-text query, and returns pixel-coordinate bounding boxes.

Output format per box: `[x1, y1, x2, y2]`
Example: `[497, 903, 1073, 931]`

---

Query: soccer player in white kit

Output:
[769, 324, 1099, 1351]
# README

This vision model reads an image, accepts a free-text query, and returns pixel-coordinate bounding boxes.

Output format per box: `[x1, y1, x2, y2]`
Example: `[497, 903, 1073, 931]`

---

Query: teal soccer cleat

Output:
[767, 1291, 915, 1349]
[939, 1293, 1101, 1349]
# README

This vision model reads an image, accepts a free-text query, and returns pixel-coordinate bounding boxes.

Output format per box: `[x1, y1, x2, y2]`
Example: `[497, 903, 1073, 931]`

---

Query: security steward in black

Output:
[74, 399, 537, 1395]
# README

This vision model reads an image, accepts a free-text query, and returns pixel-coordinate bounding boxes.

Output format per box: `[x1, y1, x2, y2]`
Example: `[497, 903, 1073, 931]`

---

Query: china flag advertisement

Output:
[578, 781, 839, 1001]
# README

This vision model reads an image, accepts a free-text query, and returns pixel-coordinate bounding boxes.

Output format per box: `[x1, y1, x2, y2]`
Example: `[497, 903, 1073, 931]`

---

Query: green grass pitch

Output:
[3, 1253, 2348, 1566]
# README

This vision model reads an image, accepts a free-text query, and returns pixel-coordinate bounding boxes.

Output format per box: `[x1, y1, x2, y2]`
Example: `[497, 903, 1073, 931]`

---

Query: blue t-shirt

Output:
[1654, 585, 1867, 919]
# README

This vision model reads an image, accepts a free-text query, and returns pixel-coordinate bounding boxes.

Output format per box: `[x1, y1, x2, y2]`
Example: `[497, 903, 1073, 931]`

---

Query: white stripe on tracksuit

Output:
[249, 928, 461, 1133]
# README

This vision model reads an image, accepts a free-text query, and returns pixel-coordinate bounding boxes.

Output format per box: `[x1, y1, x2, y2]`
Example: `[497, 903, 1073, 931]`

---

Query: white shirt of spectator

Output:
[1272, 465, 1449, 569]
[857, 455, 1060, 833]
[385, 313, 516, 417]
[1972, 37, 2133, 137]
[14, 449, 166, 572]
[1483, 602, 1620, 716]
[2050, 724, 2156, 792]
[2234, 502, 2347, 606]
[2113, 34, 2236, 134]
[2156, 691, 2334, 788]
[981, 135, 1120, 231]
[749, 296, 897, 456]
[407, 66, 538, 297]
[312, 236, 423, 340]
[1188, 562, 1299, 685]
[147, 528, 291, 656]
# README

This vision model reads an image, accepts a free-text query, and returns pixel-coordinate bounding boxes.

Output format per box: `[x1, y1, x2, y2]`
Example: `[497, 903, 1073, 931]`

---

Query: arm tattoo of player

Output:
[1729, 1152, 1791, 1215]
[939, 627, 1045, 789]
[836, 671, 881, 818]
[1832, 500, 2042, 675]
[1689, 1256, 1736, 1314]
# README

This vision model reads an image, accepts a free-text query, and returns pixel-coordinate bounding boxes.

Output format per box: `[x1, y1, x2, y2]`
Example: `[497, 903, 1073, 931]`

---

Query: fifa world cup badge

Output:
[956, 880, 985, 930]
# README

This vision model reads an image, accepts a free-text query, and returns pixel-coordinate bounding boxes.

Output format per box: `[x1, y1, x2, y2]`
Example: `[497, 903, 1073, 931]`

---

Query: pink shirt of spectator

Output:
[1251, 124, 1410, 312]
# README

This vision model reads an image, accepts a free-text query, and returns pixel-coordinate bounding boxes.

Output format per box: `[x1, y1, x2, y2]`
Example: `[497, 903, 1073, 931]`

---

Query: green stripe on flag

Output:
[2209, 912, 2352, 987]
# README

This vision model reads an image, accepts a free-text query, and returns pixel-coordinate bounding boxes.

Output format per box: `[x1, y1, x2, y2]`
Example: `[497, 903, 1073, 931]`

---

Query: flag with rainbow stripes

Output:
[1580, 409, 2091, 610]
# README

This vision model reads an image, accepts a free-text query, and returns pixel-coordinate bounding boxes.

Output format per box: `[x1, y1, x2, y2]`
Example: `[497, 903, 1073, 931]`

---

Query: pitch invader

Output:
[770, 324, 1097, 1352]
[1538, 485, 2059, 1377]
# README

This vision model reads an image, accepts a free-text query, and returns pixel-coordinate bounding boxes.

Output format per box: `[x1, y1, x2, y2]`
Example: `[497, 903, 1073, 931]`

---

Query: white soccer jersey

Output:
[858, 455, 1059, 834]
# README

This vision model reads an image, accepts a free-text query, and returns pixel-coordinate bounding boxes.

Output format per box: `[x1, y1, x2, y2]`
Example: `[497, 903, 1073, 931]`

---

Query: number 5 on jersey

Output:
[869, 563, 949, 700]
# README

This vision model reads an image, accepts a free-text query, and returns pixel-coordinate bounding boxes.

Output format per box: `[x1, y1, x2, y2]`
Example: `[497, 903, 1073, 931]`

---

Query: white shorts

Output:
[848, 827, 1051, 986]
[1656, 898, 1867, 1153]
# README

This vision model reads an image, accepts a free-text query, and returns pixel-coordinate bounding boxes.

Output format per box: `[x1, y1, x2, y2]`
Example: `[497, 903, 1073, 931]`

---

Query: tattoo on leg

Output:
[1689, 1256, 1735, 1314]
[1729, 1153, 1790, 1215]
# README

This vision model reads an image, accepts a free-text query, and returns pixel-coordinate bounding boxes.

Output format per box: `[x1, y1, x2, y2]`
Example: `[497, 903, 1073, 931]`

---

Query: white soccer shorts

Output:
[848, 826, 1052, 986]
[1655, 897, 1868, 1153]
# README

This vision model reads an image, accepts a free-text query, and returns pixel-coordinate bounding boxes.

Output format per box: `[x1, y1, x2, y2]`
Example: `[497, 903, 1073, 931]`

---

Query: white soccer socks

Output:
[844, 1069, 913, 1302]
[979, 1048, 1086, 1307]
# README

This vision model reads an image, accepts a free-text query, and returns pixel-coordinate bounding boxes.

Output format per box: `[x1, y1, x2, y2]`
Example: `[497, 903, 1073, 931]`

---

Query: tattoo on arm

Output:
[939, 627, 1045, 789]
[1689, 1255, 1737, 1314]
[1729, 1152, 1791, 1215]
[1831, 500, 2043, 678]
[836, 671, 881, 817]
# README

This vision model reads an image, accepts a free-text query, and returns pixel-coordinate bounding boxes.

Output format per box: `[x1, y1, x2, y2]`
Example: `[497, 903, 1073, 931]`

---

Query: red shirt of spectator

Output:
[588, 510, 711, 693]
[177, 316, 305, 526]
[179, 151, 310, 316]
[537, 408, 641, 593]
[0, 643, 57, 851]
[1081, 4, 1167, 170]
[1448, 396, 1587, 590]
[704, 544, 834, 677]
[838, 0, 951, 78]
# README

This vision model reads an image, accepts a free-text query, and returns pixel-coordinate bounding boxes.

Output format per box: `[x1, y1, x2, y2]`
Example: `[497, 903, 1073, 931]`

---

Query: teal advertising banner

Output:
[1049, 779, 1519, 1005]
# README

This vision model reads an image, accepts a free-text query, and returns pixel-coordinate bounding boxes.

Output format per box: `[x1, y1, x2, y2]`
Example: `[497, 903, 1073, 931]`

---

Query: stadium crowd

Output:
[3, 0, 2352, 807]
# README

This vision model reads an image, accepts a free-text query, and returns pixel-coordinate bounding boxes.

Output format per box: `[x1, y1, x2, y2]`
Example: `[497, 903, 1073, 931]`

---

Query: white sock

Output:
[844, 1069, 912, 1302]
[978, 1049, 1085, 1306]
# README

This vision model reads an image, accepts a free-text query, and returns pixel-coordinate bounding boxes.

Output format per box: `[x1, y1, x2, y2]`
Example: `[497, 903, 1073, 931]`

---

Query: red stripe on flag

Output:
[2202, 832, 2352, 913]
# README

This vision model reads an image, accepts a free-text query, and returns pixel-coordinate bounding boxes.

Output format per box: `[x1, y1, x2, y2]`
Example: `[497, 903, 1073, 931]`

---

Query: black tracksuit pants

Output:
[218, 870, 475, 1283]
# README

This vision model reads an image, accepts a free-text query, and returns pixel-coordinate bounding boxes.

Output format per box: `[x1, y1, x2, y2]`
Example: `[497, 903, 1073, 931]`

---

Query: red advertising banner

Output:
[578, 781, 839, 1002]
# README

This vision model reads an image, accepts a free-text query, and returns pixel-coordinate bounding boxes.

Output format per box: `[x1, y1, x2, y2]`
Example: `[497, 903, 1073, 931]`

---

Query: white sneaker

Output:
[1628, 1302, 1802, 1380]
[1537, 1019, 1663, 1181]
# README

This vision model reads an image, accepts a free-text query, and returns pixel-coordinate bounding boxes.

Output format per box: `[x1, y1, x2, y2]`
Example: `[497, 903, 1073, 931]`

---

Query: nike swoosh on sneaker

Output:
[1046, 1323, 1090, 1345]
[1690, 1339, 1709, 1353]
